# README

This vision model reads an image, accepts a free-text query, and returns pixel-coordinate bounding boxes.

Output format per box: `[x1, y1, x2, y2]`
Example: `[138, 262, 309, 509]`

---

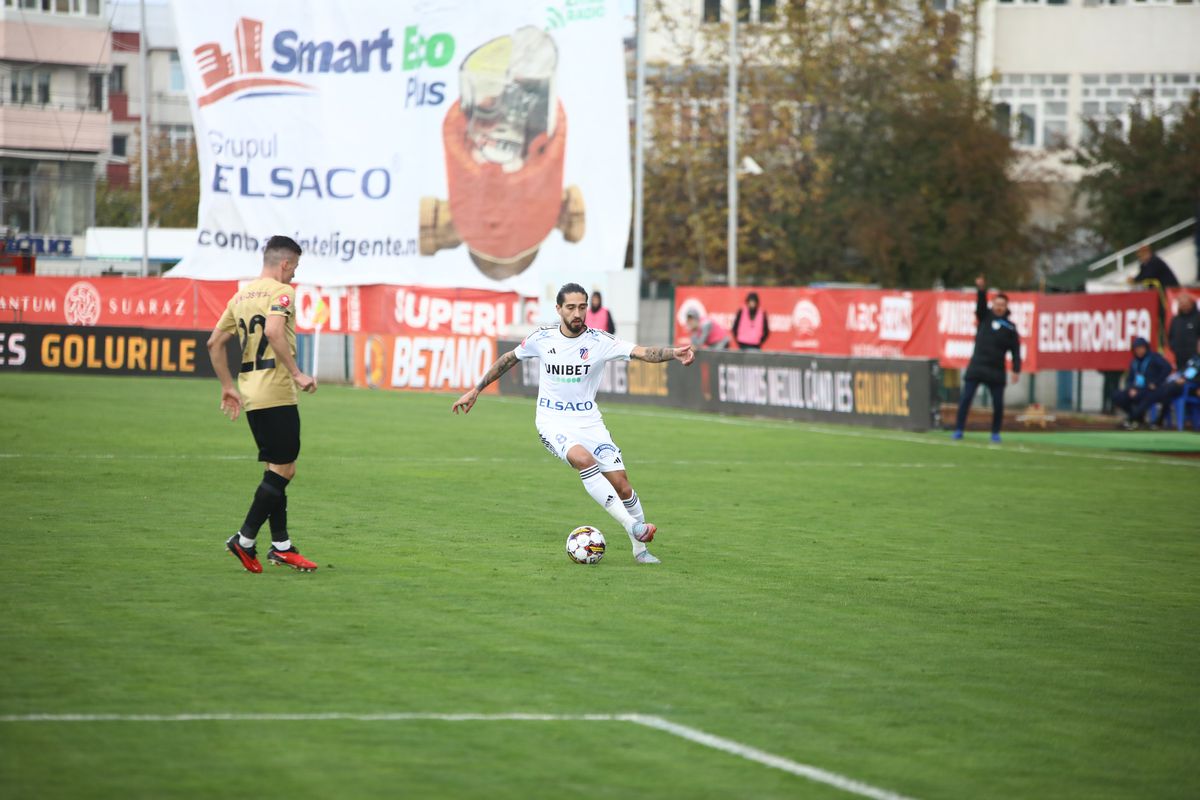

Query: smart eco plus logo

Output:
[193, 17, 454, 107]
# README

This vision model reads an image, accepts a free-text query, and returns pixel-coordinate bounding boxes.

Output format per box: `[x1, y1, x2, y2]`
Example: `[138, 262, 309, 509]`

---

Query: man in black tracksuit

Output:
[953, 275, 1022, 443]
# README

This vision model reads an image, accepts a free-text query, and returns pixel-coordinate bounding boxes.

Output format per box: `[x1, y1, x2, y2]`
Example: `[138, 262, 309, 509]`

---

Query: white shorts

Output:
[536, 419, 625, 472]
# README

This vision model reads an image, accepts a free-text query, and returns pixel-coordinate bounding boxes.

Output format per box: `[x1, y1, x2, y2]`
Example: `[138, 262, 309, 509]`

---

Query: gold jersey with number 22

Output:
[217, 278, 298, 411]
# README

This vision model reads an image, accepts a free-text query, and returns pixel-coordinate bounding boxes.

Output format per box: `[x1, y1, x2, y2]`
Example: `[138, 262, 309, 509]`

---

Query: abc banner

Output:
[168, 0, 630, 293]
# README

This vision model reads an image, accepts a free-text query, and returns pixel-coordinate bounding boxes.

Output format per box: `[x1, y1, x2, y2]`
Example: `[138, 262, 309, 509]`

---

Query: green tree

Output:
[640, 0, 1032, 288]
[1073, 93, 1200, 250]
[94, 132, 199, 228]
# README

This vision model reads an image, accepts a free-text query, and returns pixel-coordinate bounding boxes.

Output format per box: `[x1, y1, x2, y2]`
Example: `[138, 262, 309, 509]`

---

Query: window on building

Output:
[36, 72, 49, 105]
[10, 71, 33, 104]
[110, 64, 125, 94]
[112, 135, 127, 157]
[167, 124, 194, 154]
[992, 73, 1071, 148]
[87, 72, 104, 111]
[703, 0, 721, 22]
[738, 0, 751, 20]
[759, 0, 776, 21]
[54, 0, 69, 11]
[0, 161, 34, 234]
[85, 0, 99, 14]
[169, 52, 184, 92]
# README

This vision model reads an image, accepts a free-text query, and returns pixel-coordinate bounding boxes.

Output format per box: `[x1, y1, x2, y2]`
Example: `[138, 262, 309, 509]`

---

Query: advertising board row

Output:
[676, 286, 1181, 372]
[0, 277, 1187, 388]
[494, 339, 941, 431]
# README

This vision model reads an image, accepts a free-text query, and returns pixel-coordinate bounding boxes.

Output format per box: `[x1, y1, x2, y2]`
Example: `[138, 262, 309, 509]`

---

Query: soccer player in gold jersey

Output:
[206, 235, 319, 573]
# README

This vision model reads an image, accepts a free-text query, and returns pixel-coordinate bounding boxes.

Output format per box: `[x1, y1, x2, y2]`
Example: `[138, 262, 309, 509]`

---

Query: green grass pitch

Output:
[0, 373, 1196, 799]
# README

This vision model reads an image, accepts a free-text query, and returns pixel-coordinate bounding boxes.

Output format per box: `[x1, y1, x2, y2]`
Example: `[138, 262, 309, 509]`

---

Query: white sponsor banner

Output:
[167, 0, 629, 292]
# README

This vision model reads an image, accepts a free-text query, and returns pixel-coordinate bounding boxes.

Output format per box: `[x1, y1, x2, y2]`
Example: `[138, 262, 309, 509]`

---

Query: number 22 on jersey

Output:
[237, 314, 276, 373]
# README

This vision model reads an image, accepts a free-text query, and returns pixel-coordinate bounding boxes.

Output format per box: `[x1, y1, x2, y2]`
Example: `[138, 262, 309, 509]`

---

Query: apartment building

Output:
[0, 0, 110, 241]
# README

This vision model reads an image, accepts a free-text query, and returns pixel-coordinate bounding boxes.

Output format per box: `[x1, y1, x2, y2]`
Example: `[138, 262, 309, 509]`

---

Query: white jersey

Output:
[513, 325, 636, 425]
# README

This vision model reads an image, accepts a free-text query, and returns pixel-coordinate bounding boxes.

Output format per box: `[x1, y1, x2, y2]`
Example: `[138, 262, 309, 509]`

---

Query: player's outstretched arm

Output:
[206, 326, 242, 421]
[631, 343, 695, 366]
[265, 314, 316, 393]
[452, 349, 519, 414]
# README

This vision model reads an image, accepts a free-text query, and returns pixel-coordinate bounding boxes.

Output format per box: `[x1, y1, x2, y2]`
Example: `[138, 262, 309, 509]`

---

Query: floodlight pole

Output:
[138, 0, 150, 276]
[726, 1, 738, 288]
[632, 0, 646, 287]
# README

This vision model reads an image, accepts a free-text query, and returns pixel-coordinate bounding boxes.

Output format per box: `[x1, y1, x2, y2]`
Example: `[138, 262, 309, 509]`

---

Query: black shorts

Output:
[246, 404, 301, 464]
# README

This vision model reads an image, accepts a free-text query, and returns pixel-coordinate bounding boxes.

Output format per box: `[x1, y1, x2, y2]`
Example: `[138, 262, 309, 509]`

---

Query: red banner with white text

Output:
[1035, 291, 1158, 371]
[349, 285, 535, 393]
[676, 287, 1164, 373]
[0, 276, 237, 329]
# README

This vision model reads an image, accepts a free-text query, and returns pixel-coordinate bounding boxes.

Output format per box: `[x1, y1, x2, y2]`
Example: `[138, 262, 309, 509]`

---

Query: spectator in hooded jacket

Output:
[1168, 293, 1199, 369]
[585, 291, 615, 334]
[952, 275, 1021, 444]
[1111, 336, 1173, 429]
[732, 292, 770, 350]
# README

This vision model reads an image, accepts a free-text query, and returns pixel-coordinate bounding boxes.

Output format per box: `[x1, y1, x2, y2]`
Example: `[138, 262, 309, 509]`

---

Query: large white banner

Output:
[167, 0, 629, 293]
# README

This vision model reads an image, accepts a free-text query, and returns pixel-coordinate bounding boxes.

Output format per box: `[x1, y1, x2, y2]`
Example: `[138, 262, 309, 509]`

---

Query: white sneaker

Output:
[635, 550, 661, 564]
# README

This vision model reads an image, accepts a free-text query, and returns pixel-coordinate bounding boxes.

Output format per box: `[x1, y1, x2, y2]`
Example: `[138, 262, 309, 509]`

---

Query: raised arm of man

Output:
[974, 274, 989, 324]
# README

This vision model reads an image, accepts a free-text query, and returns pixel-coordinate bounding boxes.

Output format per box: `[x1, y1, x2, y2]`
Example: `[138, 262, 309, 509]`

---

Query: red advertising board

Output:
[0, 276, 237, 330]
[0, 276, 1166, 374]
[1035, 290, 1158, 371]
[0, 277, 536, 337]
[677, 286, 1164, 373]
[675, 286, 1040, 370]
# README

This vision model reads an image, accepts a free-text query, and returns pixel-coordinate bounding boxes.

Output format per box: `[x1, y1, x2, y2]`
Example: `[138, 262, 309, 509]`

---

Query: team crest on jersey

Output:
[579, 347, 589, 360]
[279, 294, 291, 307]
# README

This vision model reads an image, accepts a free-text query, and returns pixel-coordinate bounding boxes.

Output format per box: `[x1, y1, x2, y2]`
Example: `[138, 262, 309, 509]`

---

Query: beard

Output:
[566, 318, 585, 332]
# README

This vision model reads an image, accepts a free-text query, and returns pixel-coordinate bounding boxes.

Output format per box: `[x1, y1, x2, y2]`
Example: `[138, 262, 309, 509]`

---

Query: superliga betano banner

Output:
[167, 0, 629, 292]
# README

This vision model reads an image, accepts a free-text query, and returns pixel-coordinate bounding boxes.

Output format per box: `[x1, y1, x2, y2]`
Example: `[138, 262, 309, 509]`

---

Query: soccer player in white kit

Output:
[451, 283, 695, 563]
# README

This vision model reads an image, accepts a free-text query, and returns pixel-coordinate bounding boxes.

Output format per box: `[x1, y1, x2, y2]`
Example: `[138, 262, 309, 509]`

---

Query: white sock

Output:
[238, 534, 256, 549]
[579, 465, 639, 536]
[273, 539, 292, 551]
[622, 491, 648, 555]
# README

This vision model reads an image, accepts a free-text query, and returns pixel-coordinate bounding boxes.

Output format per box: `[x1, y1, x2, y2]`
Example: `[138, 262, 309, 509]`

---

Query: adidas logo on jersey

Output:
[547, 348, 556, 354]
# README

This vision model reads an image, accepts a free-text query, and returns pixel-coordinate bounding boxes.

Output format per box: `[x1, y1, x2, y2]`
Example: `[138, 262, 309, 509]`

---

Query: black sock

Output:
[239, 471, 290, 539]
[269, 492, 289, 545]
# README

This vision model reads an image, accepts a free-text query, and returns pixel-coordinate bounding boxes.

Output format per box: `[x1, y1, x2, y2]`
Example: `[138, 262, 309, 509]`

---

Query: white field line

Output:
[578, 402, 1200, 470]
[0, 711, 916, 800]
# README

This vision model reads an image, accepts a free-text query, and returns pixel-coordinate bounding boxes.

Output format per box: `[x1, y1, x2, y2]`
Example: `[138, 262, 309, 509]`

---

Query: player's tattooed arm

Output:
[476, 350, 519, 391]
[631, 344, 695, 366]
[453, 350, 519, 415]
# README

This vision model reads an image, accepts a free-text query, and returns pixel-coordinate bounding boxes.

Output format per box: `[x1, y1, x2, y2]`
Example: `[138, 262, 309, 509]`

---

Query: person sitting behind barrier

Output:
[685, 309, 731, 350]
[1155, 341, 1200, 429]
[732, 292, 770, 350]
[1111, 336, 1172, 430]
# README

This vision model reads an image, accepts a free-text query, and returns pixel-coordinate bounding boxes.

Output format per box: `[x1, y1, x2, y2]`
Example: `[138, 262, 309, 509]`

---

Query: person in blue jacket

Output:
[1110, 336, 1173, 429]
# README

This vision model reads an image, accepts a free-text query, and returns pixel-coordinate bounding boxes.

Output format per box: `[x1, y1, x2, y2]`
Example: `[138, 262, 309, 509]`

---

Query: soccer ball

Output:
[566, 526, 606, 565]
